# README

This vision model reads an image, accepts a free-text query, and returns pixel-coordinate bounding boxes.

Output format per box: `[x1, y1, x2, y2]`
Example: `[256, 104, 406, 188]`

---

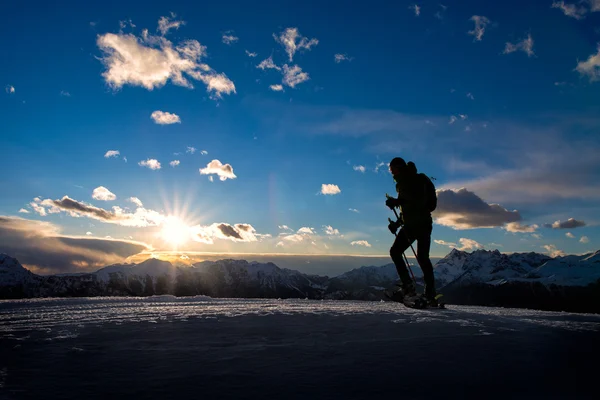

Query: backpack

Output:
[419, 173, 437, 212]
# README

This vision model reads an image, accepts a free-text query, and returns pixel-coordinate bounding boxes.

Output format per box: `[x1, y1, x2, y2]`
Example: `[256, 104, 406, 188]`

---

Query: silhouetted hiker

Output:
[385, 157, 438, 306]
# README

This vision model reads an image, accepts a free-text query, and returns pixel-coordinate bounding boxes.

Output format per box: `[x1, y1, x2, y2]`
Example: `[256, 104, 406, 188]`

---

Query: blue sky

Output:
[1, 0, 600, 274]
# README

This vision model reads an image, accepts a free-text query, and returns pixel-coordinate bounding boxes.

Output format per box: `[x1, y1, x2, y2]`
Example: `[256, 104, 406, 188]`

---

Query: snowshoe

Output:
[402, 294, 428, 309]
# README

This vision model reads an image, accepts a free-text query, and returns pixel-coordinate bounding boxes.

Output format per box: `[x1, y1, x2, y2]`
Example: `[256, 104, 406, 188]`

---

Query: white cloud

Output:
[245, 50, 257, 57]
[18, 208, 29, 214]
[504, 222, 538, 233]
[208, 176, 214, 182]
[278, 225, 292, 231]
[104, 150, 120, 158]
[151, 110, 181, 124]
[186, 146, 197, 154]
[270, 84, 284, 91]
[200, 150, 208, 155]
[29, 196, 167, 228]
[123, 156, 128, 163]
[222, 33, 239, 45]
[353, 165, 366, 173]
[297, 227, 315, 235]
[276, 241, 285, 247]
[334, 54, 353, 63]
[566, 232, 575, 238]
[273, 27, 318, 62]
[323, 225, 341, 236]
[349, 208, 359, 213]
[282, 64, 309, 88]
[551, 1, 588, 19]
[199, 159, 237, 181]
[434, 239, 457, 248]
[138, 159, 161, 170]
[5, 85, 15, 94]
[189, 222, 265, 244]
[467, 92, 475, 100]
[92, 186, 117, 201]
[96, 19, 235, 99]
[503, 34, 535, 57]
[60, 90, 71, 97]
[128, 197, 143, 207]
[350, 240, 372, 247]
[580, 235, 590, 243]
[157, 12, 185, 36]
[457, 238, 483, 251]
[575, 45, 600, 81]
[257, 56, 281, 71]
[468, 15, 490, 41]
[591, 0, 600, 11]
[409, 4, 421, 16]
[543, 244, 566, 258]
[321, 184, 341, 195]
[86, 231, 92, 236]
[459, 114, 468, 120]
[449, 115, 457, 124]
[170, 160, 180, 167]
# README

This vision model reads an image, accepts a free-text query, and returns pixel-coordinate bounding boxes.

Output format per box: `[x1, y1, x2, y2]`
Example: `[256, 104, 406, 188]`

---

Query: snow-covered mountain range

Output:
[1, 249, 599, 312]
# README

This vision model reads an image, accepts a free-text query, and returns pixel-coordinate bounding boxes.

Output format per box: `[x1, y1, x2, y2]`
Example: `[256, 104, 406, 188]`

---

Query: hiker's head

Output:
[389, 157, 406, 175]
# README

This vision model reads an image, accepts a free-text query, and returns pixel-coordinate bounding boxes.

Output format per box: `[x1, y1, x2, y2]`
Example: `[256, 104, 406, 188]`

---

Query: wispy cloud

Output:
[200, 150, 208, 155]
[257, 56, 281, 71]
[138, 159, 161, 170]
[157, 12, 185, 36]
[282, 64, 309, 88]
[245, 50, 257, 57]
[97, 15, 235, 99]
[5, 85, 15, 94]
[170, 160, 180, 167]
[60, 90, 71, 97]
[504, 222, 539, 233]
[503, 34, 535, 57]
[349, 208, 360, 213]
[467, 92, 475, 100]
[273, 27, 318, 62]
[543, 218, 586, 229]
[434, 239, 457, 248]
[566, 232, 575, 238]
[18, 208, 29, 214]
[128, 197, 143, 207]
[468, 15, 490, 41]
[350, 240, 371, 247]
[186, 146, 197, 154]
[222, 32, 239, 45]
[434, 188, 522, 230]
[151, 110, 181, 124]
[323, 225, 341, 236]
[543, 244, 566, 257]
[551, 1, 588, 19]
[580, 235, 590, 243]
[104, 150, 120, 158]
[409, 4, 421, 16]
[352, 165, 366, 173]
[92, 186, 116, 201]
[575, 45, 600, 81]
[334, 54, 353, 63]
[457, 238, 484, 251]
[199, 159, 237, 181]
[320, 184, 341, 195]
[270, 84, 284, 91]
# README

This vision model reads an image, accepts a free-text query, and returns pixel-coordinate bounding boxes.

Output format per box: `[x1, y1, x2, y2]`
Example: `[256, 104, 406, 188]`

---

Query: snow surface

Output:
[1, 297, 598, 399]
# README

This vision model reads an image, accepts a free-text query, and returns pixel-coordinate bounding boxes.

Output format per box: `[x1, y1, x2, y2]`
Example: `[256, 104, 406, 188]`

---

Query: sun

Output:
[161, 216, 191, 247]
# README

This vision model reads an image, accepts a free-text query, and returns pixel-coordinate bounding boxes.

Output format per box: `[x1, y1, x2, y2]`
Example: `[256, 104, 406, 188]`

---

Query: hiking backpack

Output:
[419, 173, 437, 212]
